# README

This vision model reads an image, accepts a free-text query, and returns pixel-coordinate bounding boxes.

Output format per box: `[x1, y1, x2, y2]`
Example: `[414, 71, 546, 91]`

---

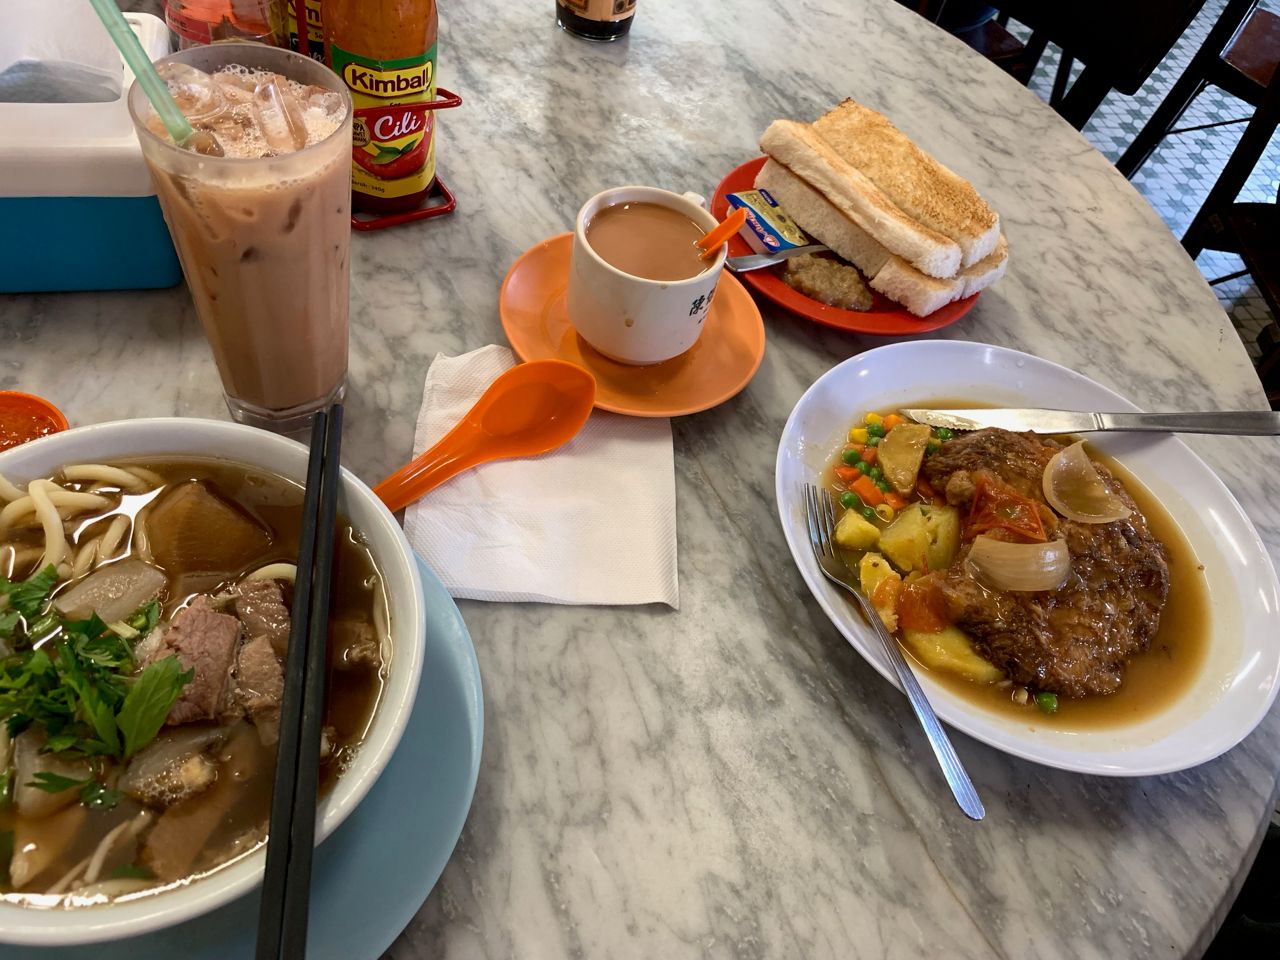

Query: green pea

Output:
[841, 448, 860, 465]
[1034, 692, 1059, 714]
[840, 491, 859, 509]
[869, 466, 883, 481]
[861, 506, 877, 521]
[935, 427, 954, 441]
[867, 422, 886, 438]
[926, 439, 941, 454]
[876, 480, 891, 493]
[866, 436, 881, 447]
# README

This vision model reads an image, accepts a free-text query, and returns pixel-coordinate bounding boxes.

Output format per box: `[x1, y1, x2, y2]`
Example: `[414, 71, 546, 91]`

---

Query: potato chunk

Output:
[879, 504, 962, 573]
[901, 625, 1003, 683]
[879, 505, 929, 572]
[835, 510, 880, 551]
[859, 553, 902, 631]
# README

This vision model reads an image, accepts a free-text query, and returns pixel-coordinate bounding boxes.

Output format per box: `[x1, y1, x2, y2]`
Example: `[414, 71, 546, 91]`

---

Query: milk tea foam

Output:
[135, 60, 352, 423]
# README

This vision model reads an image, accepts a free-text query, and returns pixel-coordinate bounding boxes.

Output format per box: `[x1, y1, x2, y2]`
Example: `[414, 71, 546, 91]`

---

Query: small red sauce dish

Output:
[0, 391, 69, 452]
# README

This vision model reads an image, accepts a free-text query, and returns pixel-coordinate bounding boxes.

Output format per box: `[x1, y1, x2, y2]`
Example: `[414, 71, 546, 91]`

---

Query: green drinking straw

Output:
[87, 0, 197, 148]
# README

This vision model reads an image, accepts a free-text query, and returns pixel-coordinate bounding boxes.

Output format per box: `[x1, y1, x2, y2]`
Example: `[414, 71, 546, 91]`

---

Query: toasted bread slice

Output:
[760, 120, 962, 279]
[869, 257, 965, 317]
[813, 99, 1000, 268]
[957, 234, 1008, 298]
[755, 159, 892, 277]
[755, 160, 965, 318]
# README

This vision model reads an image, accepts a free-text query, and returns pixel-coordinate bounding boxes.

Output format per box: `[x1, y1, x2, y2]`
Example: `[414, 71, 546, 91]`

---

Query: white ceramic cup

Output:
[566, 186, 726, 365]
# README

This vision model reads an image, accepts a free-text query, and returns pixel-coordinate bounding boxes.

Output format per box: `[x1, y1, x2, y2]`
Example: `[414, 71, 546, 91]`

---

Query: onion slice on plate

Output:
[966, 536, 1071, 592]
[1042, 441, 1133, 523]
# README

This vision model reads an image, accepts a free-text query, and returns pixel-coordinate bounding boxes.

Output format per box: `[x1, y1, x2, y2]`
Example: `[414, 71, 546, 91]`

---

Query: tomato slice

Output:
[966, 475, 1047, 543]
[898, 580, 949, 632]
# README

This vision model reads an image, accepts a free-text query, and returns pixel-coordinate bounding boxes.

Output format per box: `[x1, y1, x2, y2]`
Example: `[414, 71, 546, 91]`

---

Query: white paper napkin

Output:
[403, 346, 679, 607]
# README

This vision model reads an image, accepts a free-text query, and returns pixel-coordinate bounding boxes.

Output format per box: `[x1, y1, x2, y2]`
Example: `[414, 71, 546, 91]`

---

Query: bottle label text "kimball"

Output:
[340, 62, 434, 99]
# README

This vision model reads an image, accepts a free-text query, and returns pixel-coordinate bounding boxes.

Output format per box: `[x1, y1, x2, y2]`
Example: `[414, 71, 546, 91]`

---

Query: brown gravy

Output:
[824, 408, 1210, 730]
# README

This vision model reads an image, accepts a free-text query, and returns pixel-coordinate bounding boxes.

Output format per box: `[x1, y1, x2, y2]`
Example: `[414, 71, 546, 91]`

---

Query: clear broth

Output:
[0, 458, 386, 905]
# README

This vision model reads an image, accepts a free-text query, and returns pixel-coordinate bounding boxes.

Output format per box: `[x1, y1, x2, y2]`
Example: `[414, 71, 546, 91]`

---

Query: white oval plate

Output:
[775, 341, 1280, 776]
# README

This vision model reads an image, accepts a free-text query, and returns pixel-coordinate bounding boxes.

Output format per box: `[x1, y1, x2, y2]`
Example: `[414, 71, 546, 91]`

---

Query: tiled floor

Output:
[1009, 0, 1279, 363]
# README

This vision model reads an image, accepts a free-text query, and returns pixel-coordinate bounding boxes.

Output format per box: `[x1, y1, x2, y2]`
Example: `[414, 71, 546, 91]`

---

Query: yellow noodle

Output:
[71, 538, 99, 581]
[0, 472, 25, 504]
[96, 515, 130, 566]
[244, 562, 297, 583]
[29, 480, 68, 571]
[0, 490, 110, 530]
[61, 465, 147, 493]
[123, 465, 165, 487]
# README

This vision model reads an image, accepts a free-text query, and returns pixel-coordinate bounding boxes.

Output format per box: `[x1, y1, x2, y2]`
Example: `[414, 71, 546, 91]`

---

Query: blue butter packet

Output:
[726, 188, 811, 254]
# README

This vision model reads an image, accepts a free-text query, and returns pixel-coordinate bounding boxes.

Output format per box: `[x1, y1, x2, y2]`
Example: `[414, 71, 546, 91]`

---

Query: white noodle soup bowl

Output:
[0, 418, 425, 945]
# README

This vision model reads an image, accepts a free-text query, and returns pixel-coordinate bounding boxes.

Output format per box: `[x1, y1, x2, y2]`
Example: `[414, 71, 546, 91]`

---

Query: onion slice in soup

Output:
[966, 535, 1071, 592]
[1042, 441, 1132, 524]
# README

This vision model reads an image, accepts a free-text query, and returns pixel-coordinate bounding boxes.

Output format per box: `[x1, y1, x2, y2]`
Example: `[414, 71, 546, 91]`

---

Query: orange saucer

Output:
[499, 233, 766, 417]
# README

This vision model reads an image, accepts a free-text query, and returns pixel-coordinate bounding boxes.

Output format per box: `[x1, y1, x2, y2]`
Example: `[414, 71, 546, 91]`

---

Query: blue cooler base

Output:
[0, 196, 182, 293]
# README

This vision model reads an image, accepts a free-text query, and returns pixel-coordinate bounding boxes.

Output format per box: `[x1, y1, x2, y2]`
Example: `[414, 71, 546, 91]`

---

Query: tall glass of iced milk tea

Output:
[128, 43, 353, 431]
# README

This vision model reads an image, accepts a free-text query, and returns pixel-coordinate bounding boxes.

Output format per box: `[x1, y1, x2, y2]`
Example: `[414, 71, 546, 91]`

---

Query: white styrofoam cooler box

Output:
[0, 13, 181, 293]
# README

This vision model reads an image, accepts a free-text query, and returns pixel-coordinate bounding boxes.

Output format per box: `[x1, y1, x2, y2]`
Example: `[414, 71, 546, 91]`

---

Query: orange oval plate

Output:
[711, 157, 979, 335]
[499, 233, 766, 418]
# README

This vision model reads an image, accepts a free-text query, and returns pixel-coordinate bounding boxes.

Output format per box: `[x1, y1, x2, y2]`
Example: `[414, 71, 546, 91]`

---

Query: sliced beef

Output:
[331, 619, 380, 670]
[921, 429, 1170, 698]
[152, 596, 241, 724]
[233, 578, 291, 656]
[235, 635, 283, 746]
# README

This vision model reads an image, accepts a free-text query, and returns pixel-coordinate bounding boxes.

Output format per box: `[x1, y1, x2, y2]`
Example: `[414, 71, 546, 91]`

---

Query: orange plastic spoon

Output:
[695, 207, 747, 258]
[373, 359, 597, 513]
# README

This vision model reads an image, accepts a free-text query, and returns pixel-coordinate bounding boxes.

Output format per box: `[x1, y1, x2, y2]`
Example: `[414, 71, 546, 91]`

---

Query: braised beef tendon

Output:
[921, 429, 1170, 698]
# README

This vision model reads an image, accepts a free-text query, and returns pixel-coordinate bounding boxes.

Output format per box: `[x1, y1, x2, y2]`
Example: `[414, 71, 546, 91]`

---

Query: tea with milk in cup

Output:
[584, 201, 709, 281]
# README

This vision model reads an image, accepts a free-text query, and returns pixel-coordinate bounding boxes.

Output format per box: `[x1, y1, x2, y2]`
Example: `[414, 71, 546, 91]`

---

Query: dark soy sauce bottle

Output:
[556, 0, 636, 42]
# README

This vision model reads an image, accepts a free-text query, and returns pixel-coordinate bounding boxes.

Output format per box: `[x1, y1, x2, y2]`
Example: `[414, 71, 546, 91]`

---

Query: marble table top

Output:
[10, 1, 1280, 957]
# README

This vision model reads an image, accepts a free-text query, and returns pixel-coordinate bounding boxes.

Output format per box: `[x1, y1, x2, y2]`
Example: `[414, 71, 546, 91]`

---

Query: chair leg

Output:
[1055, 65, 1111, 130]
[1020, 29, 1049, 85]
[1183, 75, 1280, 258]
[1115, 0, 1260, 178]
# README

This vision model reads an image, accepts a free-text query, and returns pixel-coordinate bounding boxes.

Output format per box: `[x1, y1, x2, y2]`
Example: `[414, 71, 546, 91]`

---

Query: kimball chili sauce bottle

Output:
[322, 0, 439, 215]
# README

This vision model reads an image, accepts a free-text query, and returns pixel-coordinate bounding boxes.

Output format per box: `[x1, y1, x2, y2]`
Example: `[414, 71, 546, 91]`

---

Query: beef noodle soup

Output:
[0, 458, 388, 907]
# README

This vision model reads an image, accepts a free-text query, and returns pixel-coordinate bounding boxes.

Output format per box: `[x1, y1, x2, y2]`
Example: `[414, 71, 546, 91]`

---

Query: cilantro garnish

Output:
[0, 568, 191, 809]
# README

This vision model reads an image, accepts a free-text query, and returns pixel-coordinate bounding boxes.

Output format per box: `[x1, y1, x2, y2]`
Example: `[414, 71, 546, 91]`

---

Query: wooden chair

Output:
[907, 1, 1038, 84]
[989, 1, 1210, 129]
[1177, 71, 1280, 407]
[1116, 0, 1273, 177]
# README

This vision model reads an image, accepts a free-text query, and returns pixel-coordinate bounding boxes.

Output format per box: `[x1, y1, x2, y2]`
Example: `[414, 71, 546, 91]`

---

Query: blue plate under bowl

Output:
[3, 555, 483, 959]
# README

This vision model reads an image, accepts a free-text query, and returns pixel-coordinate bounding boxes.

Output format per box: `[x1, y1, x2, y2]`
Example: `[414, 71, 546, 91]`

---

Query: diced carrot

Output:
[882, 413, 906, 432]
[885, 491, 908, 511]
[898, 581, 949, 632]
[850, 474, 885, 507]
[860, 447, 877, 466]
[835, 465, 861, 483]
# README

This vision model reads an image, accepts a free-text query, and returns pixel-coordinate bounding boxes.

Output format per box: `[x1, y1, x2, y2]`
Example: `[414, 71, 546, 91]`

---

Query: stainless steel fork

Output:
[801, 483, 985, 821]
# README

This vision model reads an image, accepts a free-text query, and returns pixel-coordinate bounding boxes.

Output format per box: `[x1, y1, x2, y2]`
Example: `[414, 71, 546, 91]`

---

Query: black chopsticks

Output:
[256, 403, 344, 960]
